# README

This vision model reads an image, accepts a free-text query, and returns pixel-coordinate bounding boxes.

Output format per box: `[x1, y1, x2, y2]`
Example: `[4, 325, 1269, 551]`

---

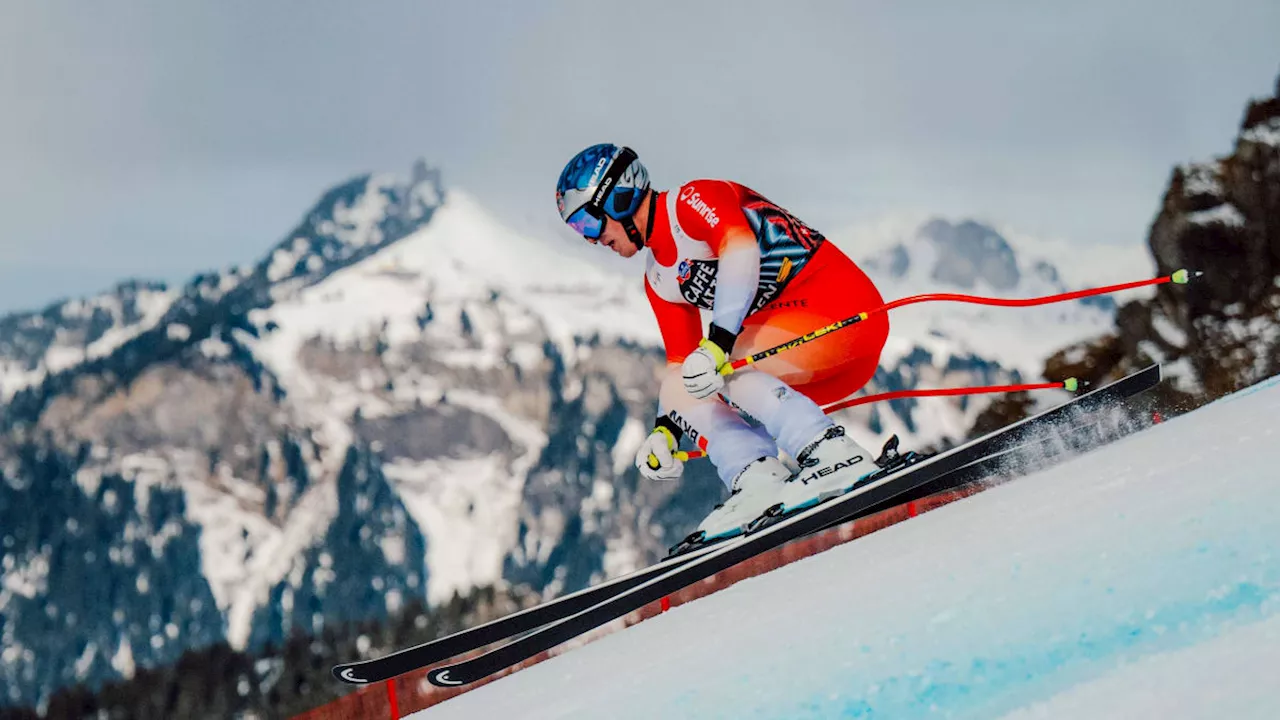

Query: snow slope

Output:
[417, 375, 1280, 719]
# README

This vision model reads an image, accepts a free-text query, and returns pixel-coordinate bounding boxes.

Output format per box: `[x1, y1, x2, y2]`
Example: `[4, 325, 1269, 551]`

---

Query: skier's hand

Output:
[635, 426, 684, 481]
[681, 338, 730, 399]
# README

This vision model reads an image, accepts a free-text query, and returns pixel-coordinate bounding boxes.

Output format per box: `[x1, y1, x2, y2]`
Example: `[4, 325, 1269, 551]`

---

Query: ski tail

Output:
[330, 536, 727, 683]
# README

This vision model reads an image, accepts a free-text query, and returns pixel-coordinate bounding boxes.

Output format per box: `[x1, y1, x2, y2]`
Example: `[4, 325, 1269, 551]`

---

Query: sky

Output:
[0, 1, 1277, 314]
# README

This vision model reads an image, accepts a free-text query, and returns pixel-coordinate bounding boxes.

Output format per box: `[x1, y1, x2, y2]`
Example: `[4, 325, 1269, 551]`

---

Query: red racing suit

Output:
[645, 179, 888, 407]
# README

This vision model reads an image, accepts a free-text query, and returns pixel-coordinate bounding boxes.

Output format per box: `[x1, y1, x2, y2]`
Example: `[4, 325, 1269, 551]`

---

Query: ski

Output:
[424, 365, 1162, 688]
[331, 534, 740, 684]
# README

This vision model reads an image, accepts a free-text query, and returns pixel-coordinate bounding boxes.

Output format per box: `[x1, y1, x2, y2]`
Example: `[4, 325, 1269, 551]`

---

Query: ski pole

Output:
[671, 377, 1081, 462]
[719, 269, 1199, 376]
[821, 378, 1081, 413]
[671, 269, 1198, 464]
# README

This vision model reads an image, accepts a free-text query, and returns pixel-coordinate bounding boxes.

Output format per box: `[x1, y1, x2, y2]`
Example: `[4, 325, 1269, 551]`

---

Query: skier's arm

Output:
[638, 277, 706, 480]
[672, 181, 760, 399]
[709, 229, 759, 346]
[674, 180, 759, 349]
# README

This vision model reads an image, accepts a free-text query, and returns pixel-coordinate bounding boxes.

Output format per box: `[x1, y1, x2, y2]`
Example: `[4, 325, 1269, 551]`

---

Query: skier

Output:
[556, 144, 892, 543]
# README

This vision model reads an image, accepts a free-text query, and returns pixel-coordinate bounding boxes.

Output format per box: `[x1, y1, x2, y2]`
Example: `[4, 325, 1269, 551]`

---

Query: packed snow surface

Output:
[417, 375, 1280, 720]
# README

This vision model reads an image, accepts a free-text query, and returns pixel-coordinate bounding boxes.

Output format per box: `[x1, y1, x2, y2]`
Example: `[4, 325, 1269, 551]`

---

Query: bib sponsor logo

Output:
[678, 259, 719, 310]
[674, 258, 784, 313]
[764, 298, 808, 312]
[679, 186, 721, 228]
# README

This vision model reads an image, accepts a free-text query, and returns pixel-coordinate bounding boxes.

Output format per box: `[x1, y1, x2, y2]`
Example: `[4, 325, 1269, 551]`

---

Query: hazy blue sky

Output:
[1, 1, 1277, 313]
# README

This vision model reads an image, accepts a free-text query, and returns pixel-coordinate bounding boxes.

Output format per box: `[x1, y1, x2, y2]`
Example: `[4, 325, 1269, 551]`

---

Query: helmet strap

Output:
[622, 189, 657, 250]
[622, 217, 643, 249]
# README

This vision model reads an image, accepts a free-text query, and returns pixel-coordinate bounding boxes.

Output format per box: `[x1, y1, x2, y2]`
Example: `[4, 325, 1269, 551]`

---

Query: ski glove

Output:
[681, 326, 737, 400]
[635, 424, 683, 482]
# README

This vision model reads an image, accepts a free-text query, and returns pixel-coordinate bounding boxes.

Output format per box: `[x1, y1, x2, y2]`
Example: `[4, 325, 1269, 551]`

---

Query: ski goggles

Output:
[565, 204, 607, 240]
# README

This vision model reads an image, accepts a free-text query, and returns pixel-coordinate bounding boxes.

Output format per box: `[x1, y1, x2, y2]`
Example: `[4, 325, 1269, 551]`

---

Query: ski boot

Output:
[773, 425, 880, 514]
[748, 432, 933, 534]
[667, 456, 792, 557]
[746, 425, 883, 532]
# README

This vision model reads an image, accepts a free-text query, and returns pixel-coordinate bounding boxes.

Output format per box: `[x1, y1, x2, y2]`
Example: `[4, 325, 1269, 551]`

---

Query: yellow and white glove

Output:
[635, 425, 684, 482]
[681, 337, 731, 399]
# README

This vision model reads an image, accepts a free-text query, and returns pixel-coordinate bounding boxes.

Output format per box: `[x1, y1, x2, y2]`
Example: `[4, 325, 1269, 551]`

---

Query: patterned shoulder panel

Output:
[739, 186, 827, 312]
[659, 181, 828, 315]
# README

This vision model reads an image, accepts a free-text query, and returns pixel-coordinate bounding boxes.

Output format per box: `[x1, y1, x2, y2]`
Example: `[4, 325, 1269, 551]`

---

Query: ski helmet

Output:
[555, 144, 650, 247]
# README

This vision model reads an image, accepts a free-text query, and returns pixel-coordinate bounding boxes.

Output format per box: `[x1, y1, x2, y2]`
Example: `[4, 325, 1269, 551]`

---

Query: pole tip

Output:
[1171, 269, 1201, 285]
[1063, 377, 1080, 392]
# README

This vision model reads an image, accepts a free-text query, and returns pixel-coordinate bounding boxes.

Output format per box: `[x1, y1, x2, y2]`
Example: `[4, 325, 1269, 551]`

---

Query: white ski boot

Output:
[775, 425, 880, 514]
[691, 456, 793, 544]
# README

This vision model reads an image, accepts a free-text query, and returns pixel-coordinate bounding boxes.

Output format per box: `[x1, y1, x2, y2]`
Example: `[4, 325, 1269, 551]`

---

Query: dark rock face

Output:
[355, 405, 515, 462]
[1047, 72, 1280, 406]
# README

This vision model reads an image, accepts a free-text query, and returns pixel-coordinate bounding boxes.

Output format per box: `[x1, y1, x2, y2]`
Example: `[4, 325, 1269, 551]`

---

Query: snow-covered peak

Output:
[257, 162, 446, 298]
[249, 189, 659, 372]
[242, 163, 662, 365]
[0, 280, 178, 400]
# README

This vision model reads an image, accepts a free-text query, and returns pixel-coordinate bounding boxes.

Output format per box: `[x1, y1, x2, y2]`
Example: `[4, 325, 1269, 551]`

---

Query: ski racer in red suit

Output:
[556, 144, 890, 543]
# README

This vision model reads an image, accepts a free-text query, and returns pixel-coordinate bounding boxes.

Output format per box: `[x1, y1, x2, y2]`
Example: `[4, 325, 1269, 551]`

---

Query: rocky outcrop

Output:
[1046, 72, 1280, 408]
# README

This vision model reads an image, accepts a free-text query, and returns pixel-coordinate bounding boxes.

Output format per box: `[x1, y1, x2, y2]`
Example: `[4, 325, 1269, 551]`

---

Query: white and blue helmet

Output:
[556, 144, 650, 244]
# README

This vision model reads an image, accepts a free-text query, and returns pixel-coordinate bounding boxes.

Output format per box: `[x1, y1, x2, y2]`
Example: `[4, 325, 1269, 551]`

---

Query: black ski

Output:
[330, 538, 735, 684]
[423, 365, 1161, 688]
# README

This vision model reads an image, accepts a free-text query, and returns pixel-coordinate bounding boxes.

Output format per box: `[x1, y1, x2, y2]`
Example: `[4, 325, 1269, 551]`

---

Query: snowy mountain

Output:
[0, 164, 1135, 708]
